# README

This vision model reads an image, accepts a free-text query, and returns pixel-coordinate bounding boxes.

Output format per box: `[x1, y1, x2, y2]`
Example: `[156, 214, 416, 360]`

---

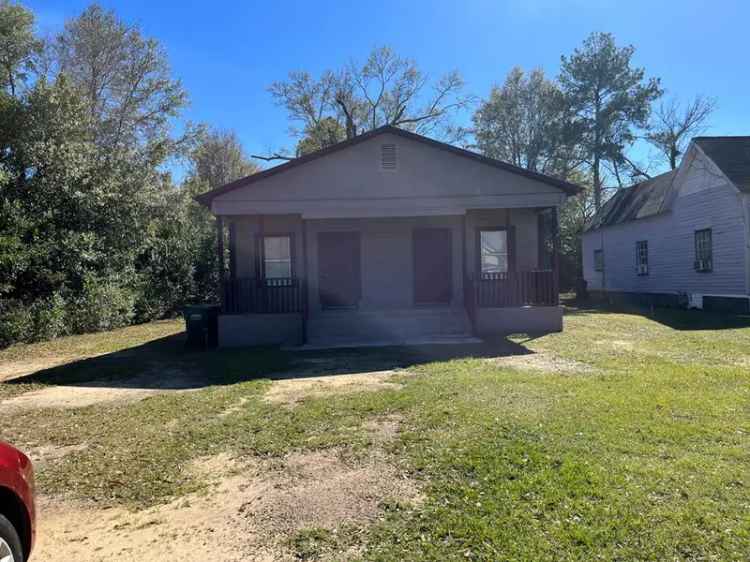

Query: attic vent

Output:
[380, 143, 397, 171]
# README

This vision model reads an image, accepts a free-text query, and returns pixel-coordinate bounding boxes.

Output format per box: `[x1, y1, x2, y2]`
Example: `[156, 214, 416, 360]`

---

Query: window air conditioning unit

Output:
[694, 259, 712, 272]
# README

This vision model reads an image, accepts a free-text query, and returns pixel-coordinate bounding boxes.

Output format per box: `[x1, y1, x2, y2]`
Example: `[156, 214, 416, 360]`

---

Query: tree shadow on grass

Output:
[565, 299, 750, 331]
[2, 331, 533, 393]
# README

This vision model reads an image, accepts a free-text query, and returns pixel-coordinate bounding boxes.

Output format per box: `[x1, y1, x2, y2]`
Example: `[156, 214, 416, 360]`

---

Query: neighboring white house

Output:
[582, 136, 750, 312]
[197, 126, 581, 348]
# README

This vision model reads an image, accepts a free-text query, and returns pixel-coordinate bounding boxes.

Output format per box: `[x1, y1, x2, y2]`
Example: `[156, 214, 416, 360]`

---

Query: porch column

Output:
[217, 215, 225, 309]
[228, 221, 236, 280]
[301, 218, 309, 344]
[552, 206, 560, 305]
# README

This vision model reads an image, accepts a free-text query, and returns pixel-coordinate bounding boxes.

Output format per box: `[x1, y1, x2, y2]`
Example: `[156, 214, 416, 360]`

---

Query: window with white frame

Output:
[262, 235, 292, 281]
[594, 249, 604, 272]
[694, 228, 712, 272]
[635, 240, 648, 275]
[479, 229, 509, 276]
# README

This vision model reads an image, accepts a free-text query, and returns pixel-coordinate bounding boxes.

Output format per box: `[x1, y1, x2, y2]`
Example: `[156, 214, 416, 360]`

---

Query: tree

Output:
[179, 128, 258, 303]
[0, 0, 42, 97]
[267, 46, 473, 157]
[473, 67, 580, 178]
[296, 117, 346, 156]
[560, 32, 662, 209]
[188, 128, 258, 189]
[647, 95, 716, 169]
[54, 4, 187, 155]
[0, 3, 200, 345]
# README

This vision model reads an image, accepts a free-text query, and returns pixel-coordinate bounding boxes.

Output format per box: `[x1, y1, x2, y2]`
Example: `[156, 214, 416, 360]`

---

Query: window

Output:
[694, 228, 713, 272]
[480, 229, 509, 276]
[380, 143, 397, 170]
[594, 249, 604, 272]
[635, 241, 648, 275]
[261, 235, 292, 281]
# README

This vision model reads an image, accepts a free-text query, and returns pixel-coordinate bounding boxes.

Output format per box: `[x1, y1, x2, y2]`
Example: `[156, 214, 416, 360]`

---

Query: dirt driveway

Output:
[2, 346, 431, 561]
[2, 333, 547, 561]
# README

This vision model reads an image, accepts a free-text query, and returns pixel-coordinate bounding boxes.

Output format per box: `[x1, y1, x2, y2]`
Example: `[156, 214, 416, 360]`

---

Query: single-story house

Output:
[196, 125, 580, 348]
[582, 136, 750, 312]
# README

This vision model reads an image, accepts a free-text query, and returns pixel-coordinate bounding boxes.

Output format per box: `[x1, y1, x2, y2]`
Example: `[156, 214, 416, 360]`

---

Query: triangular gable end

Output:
[196, 126, 580, 210]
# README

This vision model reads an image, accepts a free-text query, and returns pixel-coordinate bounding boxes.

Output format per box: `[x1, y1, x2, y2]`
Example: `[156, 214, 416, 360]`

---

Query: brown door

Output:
[413, 228, 453, 304]
[318, 231, 361, 308]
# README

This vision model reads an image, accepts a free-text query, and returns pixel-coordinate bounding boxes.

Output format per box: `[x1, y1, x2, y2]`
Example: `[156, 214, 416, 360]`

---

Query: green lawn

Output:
[1, 305, 749, 560]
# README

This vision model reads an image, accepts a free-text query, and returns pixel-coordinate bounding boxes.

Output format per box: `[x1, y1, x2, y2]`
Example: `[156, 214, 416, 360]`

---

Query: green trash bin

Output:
[183, 304, 220, 350]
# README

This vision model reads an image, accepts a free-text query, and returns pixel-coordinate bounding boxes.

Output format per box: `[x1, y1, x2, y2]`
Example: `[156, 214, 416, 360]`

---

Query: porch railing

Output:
[222, 277, 306, 314]
[472, 270, 557, 308]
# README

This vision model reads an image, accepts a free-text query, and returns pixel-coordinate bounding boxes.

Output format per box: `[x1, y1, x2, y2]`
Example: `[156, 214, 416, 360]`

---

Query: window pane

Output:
[480, 230, 508, 274]
[636, 241, 648, 266]
[265, 260, 291, 278]
[482, 254, 507, 273]
[264, 236, 290, 260]
[481, 230, 507, 254]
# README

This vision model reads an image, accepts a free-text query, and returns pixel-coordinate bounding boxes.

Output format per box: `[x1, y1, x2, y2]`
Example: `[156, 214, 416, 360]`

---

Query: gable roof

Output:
[694, 136, 750, 193]
[585, 170, 677, 232]
[195, 125, 581, 206]
[585, 136, 750, 232]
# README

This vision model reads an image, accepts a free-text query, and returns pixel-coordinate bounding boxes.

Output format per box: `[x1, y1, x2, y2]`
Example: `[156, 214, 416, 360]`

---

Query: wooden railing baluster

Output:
[473, 270, 555, 308]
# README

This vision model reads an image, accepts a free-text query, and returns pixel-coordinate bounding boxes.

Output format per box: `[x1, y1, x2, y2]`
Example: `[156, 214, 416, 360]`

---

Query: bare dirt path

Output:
[264, 369, 404, 407]
[33, 432, 420, 561]
[0, 368, 203, 412]
[0, 356, 88, 383]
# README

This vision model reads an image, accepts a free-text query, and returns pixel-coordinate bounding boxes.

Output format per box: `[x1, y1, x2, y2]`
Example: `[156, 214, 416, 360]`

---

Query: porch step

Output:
[306, 307, 472, 347]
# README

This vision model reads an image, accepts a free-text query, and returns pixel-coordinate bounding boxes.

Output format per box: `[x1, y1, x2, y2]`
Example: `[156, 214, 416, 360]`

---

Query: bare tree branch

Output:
[620, 154, 652, 180]
[647, 95, 717, 169]
[268, 46, 472, 154]
[251, 153, 294, 162]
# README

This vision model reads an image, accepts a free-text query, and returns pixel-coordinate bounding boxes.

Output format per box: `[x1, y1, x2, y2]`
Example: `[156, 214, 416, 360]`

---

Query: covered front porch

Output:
[215, 208, 561, 348]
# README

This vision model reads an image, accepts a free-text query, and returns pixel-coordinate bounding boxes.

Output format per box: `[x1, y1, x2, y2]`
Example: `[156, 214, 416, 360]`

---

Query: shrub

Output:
[66, 276, 136, 334]
[0, 299, 32, 348]
[27, 292, 68, 342]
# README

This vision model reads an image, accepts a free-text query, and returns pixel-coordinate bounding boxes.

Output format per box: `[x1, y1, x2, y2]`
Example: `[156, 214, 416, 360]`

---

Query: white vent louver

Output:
[380, 143, 397, 171]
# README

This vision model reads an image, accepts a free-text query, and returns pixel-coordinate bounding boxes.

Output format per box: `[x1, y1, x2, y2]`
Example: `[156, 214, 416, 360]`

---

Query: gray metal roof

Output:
[585, 170, 676, 231]
[694, 137, 750, 193]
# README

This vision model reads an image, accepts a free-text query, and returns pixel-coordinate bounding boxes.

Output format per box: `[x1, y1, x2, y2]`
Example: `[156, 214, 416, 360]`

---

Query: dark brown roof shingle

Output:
[585, 171, 676, 231]
[694, 136, 750, 193]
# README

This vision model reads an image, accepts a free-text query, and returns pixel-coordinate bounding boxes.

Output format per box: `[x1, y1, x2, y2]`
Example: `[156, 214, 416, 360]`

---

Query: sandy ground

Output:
[0, 354, 409, 411]
[488, 352, 592, 374]
[32, 427, 419, 561]
[5, 354, 420, 561]
[3, 343, 587, 560]
[0, 368, 203, 412]
[264, 370, 404, 407]
[0, 356, 82, 383]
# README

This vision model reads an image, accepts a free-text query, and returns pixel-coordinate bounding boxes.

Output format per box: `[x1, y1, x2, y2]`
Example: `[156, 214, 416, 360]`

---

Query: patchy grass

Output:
[0, 320, 185, 398]
[2, 305, 750, 560]
[0, 319, 184, 364]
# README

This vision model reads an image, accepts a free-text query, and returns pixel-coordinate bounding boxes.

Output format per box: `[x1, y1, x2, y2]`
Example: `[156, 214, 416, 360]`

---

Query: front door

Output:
[413, 228, 453, 304]
[318, 231, 361, 308]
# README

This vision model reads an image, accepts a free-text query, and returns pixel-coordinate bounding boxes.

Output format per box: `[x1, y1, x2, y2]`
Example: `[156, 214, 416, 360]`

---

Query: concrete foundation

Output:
[218, 314, 303, 347]
[475, 306, 563, 335]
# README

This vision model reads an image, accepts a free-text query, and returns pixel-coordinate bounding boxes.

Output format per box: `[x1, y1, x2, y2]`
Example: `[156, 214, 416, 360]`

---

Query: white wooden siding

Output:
[583, 150, 748, 296]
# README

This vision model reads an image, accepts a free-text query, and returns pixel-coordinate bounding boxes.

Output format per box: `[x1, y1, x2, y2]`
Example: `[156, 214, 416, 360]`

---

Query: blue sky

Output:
[26, 0, 750, 175]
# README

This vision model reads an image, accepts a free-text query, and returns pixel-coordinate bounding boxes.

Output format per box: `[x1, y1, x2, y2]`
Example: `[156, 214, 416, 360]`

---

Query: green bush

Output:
[27, 292, 68, 342]
[0, 299, 32, 348]
[67, 276, 136, 334]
